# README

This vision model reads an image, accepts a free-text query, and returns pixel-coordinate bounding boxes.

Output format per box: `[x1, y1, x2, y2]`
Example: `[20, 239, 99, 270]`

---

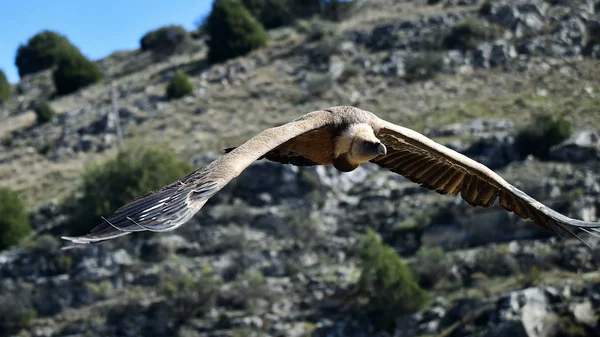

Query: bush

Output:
[295, 17, 337, 41]
[33, 101, 55, 124]
[67, 142, 193, 236]
[0, 69, 10, 103]
[158, 266, 220, 326]
[319, 0, 357, 21]
[357, 229, 429, 331]
[15, 30, 75, 77]
[0, 293, 36, 335]
[140, 25, 190, 56]
[0, 187, 32, 251]
[52, 48, 103, 96]
[242, 0, 294, 29]
[585, 20, 600, 47]
[412, 246, 450, 289]
[479, 1, 493, 16]
[515, 113, 572, 159]
[404, 52, 444, 81]
[289, 0, 322, 19]
[166, 71, 194, 99]
[206, 0, 268, 64]
[304, 72, 333, 97]
[309, 33, 343, 62]
[442, 17, 500, 51]
[228, 269, 273, 313]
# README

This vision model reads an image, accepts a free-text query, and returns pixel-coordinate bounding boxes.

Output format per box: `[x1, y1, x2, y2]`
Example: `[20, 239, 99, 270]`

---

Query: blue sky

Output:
[0, 0, 214, 83]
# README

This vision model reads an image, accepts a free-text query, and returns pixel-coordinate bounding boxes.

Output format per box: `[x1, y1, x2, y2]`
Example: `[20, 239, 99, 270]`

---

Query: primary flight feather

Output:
[62, 106, 600, 247]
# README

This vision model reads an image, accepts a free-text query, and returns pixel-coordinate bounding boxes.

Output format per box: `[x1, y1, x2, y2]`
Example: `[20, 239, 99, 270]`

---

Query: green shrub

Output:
[15, 30, 75, 77]
[585, 20, 600, 47]
[242, 0, 294, 29]
[338, 63, 360, 83]
[412, 246, 449, 289]
[357, 229, 429, 331]
[0, 187, 32, 250]
[295, 17, 337, 41]
[33, 101, 55, 124]
[515, 113, 572, 159]
[304, 72, 333, 97]
[166, 71, 194, 99]
[319, 0, 357, 21]
[309, 33, 343, 63]
[478, 1, 493, 16]
[404, 52, 444, 81]
[0, 69, 11, 103]
[442, 17, 500, 51]
[67, 142, 193, 236]
[140, 25, 190, 55]
[206, 0, 268, 64]
[230, 269, 273, 313]
[289, 0, 322, 19]
[158, 266, 220, 325]
[0, 294, 36, 335]
[52, 48, 103, 96]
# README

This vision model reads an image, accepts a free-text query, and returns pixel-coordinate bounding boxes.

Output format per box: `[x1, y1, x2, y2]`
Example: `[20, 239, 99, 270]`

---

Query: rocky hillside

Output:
[1, 0, 600, 336]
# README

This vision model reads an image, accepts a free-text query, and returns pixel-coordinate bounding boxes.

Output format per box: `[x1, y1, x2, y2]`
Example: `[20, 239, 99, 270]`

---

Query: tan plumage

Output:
[62, 106, 600, 247]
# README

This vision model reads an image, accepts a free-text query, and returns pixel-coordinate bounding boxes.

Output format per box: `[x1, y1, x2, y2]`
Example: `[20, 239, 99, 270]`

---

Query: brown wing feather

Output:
[223, 127, 336, 166]
[371, 120, 600, 246]
[62, 109, 336, 245]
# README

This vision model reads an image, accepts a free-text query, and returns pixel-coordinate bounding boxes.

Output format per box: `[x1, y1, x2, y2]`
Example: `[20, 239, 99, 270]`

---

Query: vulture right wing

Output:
[371, 120, 600, 247]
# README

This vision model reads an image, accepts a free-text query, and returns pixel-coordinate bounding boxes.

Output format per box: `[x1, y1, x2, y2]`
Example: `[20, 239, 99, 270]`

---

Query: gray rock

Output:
[550, 129, 600, 163]
[474, 41, 517, 69]
[461, 134, 520, 169]
[112, 249, 133, 266]
[426, 118, 515, 137]
[491, 3, 547, 38]
[494, 288, 557, 337]
[570, 300, 597, 327]
[377, 51, 408, 77]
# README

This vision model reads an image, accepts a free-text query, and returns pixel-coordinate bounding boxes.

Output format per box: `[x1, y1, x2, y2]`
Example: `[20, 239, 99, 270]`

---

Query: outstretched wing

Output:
[370, 119, 600, 247]
[224, 146, 320, 166]
[223, 126, 337, 167]
[62, 109, 335, 244]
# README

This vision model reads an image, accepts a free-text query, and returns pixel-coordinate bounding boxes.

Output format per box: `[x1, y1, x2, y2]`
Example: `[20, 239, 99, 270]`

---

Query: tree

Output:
[15, 30, 75, 77]
[357, 229, 429, 331]
[0, 187, 32, 250]
[52, 48, 103, 96]
[0, 69, 11, 103]
[140, 25, 190, 56]
[242, 0, 294, 29]
[206, 0, 268, 64]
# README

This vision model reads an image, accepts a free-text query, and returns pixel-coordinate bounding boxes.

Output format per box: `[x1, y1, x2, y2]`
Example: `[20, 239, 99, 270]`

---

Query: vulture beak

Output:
[376, 143, 387, 156]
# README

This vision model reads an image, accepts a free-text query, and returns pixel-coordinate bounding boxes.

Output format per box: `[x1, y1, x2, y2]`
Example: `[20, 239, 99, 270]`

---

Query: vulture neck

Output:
[332, 123, 377, 172]
[333, 154, 360, 172]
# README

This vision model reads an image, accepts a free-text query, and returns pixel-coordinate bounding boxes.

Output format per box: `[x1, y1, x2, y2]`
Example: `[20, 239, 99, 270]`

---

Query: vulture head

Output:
[333, 123, 387, 172]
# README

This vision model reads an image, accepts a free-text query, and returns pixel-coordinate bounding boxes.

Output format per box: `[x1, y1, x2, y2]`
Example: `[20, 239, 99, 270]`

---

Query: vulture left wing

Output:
[62, 109, 335, 245]
[370, 120, 600, 247]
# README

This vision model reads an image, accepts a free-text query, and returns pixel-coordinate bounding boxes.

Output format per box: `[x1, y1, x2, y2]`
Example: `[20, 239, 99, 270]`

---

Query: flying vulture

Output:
[62, 106, 600, 247]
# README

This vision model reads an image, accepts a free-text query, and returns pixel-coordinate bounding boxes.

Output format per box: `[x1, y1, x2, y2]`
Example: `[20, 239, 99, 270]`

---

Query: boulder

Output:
[550, 129, 600, 163]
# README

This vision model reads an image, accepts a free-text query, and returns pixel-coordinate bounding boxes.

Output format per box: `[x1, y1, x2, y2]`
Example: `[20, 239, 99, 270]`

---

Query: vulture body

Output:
[62, 106, 600, 247]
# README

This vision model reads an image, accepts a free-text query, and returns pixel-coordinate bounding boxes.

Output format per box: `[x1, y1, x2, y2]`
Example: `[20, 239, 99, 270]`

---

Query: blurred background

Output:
[1, 0, 600, 336]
